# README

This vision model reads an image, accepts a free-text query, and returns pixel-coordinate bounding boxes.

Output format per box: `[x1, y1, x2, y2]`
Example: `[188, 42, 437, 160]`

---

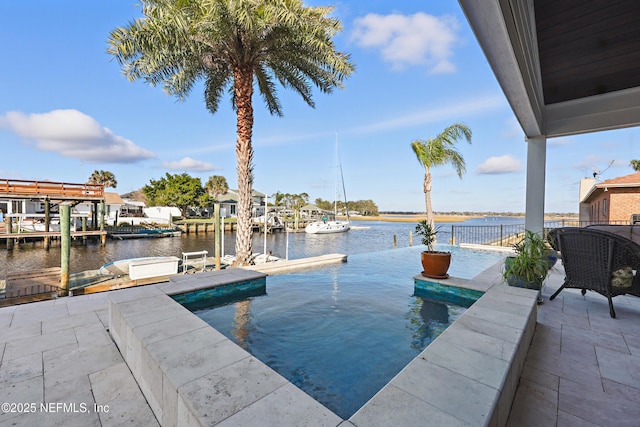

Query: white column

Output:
[525, 135, 547, 234]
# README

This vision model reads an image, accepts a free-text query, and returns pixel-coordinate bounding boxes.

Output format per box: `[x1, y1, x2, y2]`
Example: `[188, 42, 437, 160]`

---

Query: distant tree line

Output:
[142, 173, 228, 219]
[136, 172, 380, 219]
[273, 192, 309, 213]
[314, 198, 379, 216]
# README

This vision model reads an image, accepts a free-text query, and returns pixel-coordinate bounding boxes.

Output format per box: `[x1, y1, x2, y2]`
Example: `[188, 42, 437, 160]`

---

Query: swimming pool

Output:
[191, 245, 504, 418]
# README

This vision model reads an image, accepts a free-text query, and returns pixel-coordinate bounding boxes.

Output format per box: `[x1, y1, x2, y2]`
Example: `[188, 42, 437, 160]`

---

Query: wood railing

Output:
[0, 178, 104, 198]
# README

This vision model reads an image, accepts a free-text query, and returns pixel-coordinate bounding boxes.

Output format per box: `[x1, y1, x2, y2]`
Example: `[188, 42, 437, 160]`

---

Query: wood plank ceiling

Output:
[535, 0, 640, 105]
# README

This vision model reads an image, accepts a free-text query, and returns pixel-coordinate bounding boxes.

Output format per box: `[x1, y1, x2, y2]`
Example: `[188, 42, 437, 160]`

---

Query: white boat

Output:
[306, 135, 351, 234]
[13, 213, 85, 233]
[98, 256, 180, 278]
[305, 219, 350, 234]
[222, 252, 283, 265]
[109, 229, 181, 240]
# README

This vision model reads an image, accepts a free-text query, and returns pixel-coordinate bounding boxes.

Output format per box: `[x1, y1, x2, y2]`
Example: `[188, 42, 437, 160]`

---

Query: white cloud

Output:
[162, 157, 217, 172]
[0, 109, 156, 163]
[477, 155, 522, 174]
[351, 12, 459, 73]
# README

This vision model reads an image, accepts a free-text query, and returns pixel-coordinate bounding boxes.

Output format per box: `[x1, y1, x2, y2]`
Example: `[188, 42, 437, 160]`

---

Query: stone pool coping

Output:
[350, 263, 538, 426]
[109, 257, 539, 426]
[109, 268, 343, 426]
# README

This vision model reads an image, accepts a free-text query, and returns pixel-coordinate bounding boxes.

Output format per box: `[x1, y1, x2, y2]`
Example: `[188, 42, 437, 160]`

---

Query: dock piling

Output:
[60, 203, 70, 297]
[6, 217, 13, 250]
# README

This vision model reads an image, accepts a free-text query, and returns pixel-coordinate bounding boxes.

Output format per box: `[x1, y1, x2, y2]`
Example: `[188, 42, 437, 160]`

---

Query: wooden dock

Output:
[0, 230, 106, 240]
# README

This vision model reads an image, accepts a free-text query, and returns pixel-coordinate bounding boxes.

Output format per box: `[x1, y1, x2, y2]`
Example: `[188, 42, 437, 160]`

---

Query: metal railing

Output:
[449, 220, 629, 247]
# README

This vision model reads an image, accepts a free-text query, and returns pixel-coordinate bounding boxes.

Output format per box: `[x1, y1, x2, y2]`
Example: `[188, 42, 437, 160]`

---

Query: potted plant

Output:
[415, 220, 451, 279]
[503, 230, 551, 290]
[544, 230, 559, 270]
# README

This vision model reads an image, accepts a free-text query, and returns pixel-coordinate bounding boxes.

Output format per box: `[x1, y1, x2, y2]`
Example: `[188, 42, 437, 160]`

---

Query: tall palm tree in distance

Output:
[108, 0, 354, 265]
[88, 170, 117, 189]
[205, 175, 229, 203]
[411, 123, 472, 229]
[206, 175, 228, 268]
[630, 160, 640, 172]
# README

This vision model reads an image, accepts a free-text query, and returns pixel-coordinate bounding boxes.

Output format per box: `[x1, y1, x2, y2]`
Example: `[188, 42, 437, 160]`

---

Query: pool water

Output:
[192, 245, 504, 419]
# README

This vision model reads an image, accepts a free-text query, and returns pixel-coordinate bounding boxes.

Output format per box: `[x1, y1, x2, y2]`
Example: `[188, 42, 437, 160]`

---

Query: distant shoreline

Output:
[348, 213, 577, 223]
[349, 214, 480, 223]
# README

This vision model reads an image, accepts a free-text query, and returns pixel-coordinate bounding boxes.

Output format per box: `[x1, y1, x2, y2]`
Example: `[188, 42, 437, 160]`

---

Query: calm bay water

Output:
[0, 217, 520, 274]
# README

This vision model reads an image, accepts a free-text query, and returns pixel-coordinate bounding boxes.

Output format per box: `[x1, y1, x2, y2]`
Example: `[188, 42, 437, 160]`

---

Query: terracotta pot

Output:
[420, 251, 451, 279]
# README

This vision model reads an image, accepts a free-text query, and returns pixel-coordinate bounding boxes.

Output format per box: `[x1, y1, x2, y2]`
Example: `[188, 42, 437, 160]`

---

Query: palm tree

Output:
[107, 0, 354, 265]
[411, 123, 472, 228]
[630, 160, 640, 172]
[88, 170, 117, 189]
[290, 192, 309, 229]
[205, 175, 229, 202]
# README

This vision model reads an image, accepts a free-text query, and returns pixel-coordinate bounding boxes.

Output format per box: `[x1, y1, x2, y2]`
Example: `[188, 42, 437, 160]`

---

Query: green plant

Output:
[503, 230, 550, 288]
[415, 220, 442, 251]
[108, 1, 354, 266]
[411, 123, 472, 228]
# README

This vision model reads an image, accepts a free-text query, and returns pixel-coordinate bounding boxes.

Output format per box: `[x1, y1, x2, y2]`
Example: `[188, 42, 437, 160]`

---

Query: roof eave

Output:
[458, 0, 544, 138]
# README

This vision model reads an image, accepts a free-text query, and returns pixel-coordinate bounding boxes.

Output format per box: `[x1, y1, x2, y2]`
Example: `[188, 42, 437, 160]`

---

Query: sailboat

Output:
[305, 135, 351, 234]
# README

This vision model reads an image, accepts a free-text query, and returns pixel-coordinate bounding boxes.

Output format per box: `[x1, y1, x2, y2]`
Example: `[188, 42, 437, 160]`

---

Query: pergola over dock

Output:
[0, 178, 104, 201]
[0, 178, 108, 248]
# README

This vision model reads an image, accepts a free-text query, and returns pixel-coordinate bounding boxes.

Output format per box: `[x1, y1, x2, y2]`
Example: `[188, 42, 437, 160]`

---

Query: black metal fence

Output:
[449, 220, 629, 247]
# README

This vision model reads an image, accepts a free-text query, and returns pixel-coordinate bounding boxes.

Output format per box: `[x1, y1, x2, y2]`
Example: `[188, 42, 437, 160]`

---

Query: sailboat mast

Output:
[336, 133, 350, 222]
[334, 135, 338, 217]
[333, 132, 340, 217]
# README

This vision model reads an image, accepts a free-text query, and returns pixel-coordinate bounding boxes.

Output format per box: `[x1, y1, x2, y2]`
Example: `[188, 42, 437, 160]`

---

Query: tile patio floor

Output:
[1, 262, 639, 426]
[0, 292, 158, 426]
[507, 265, 640, 427]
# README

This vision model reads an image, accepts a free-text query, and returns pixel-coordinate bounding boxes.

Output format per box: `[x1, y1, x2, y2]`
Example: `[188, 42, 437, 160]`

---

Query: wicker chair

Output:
[548, 227, 640, 318]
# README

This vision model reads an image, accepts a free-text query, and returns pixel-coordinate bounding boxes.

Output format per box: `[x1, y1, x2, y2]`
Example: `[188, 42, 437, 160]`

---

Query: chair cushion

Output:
[611, 266, 634, 288]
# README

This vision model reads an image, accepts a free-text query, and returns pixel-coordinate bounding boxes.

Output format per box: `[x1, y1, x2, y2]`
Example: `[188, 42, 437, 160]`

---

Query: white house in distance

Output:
[76, 192, 180, 226]
[89, 189, 268, 224]
[218, 189, 266, 218]
[74, 192, 124, 226]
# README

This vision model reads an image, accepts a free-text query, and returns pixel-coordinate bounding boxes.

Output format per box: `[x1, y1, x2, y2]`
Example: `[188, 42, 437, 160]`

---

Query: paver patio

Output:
[0, 292, 158, 426]
[508, 266, 640, 427]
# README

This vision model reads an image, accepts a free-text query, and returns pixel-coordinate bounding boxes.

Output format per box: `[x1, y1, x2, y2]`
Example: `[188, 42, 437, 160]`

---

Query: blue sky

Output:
[1, 0, 639, 213]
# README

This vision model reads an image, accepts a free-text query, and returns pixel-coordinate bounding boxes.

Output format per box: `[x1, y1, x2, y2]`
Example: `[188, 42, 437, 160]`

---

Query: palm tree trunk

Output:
[234, 67, 254, 266]
[423, 168, 434, 229]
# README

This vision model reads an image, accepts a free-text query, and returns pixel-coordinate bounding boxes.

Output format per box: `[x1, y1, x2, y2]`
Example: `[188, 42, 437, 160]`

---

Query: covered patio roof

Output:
[458, 0, 640, 232]
[459, 0, 640, 139]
